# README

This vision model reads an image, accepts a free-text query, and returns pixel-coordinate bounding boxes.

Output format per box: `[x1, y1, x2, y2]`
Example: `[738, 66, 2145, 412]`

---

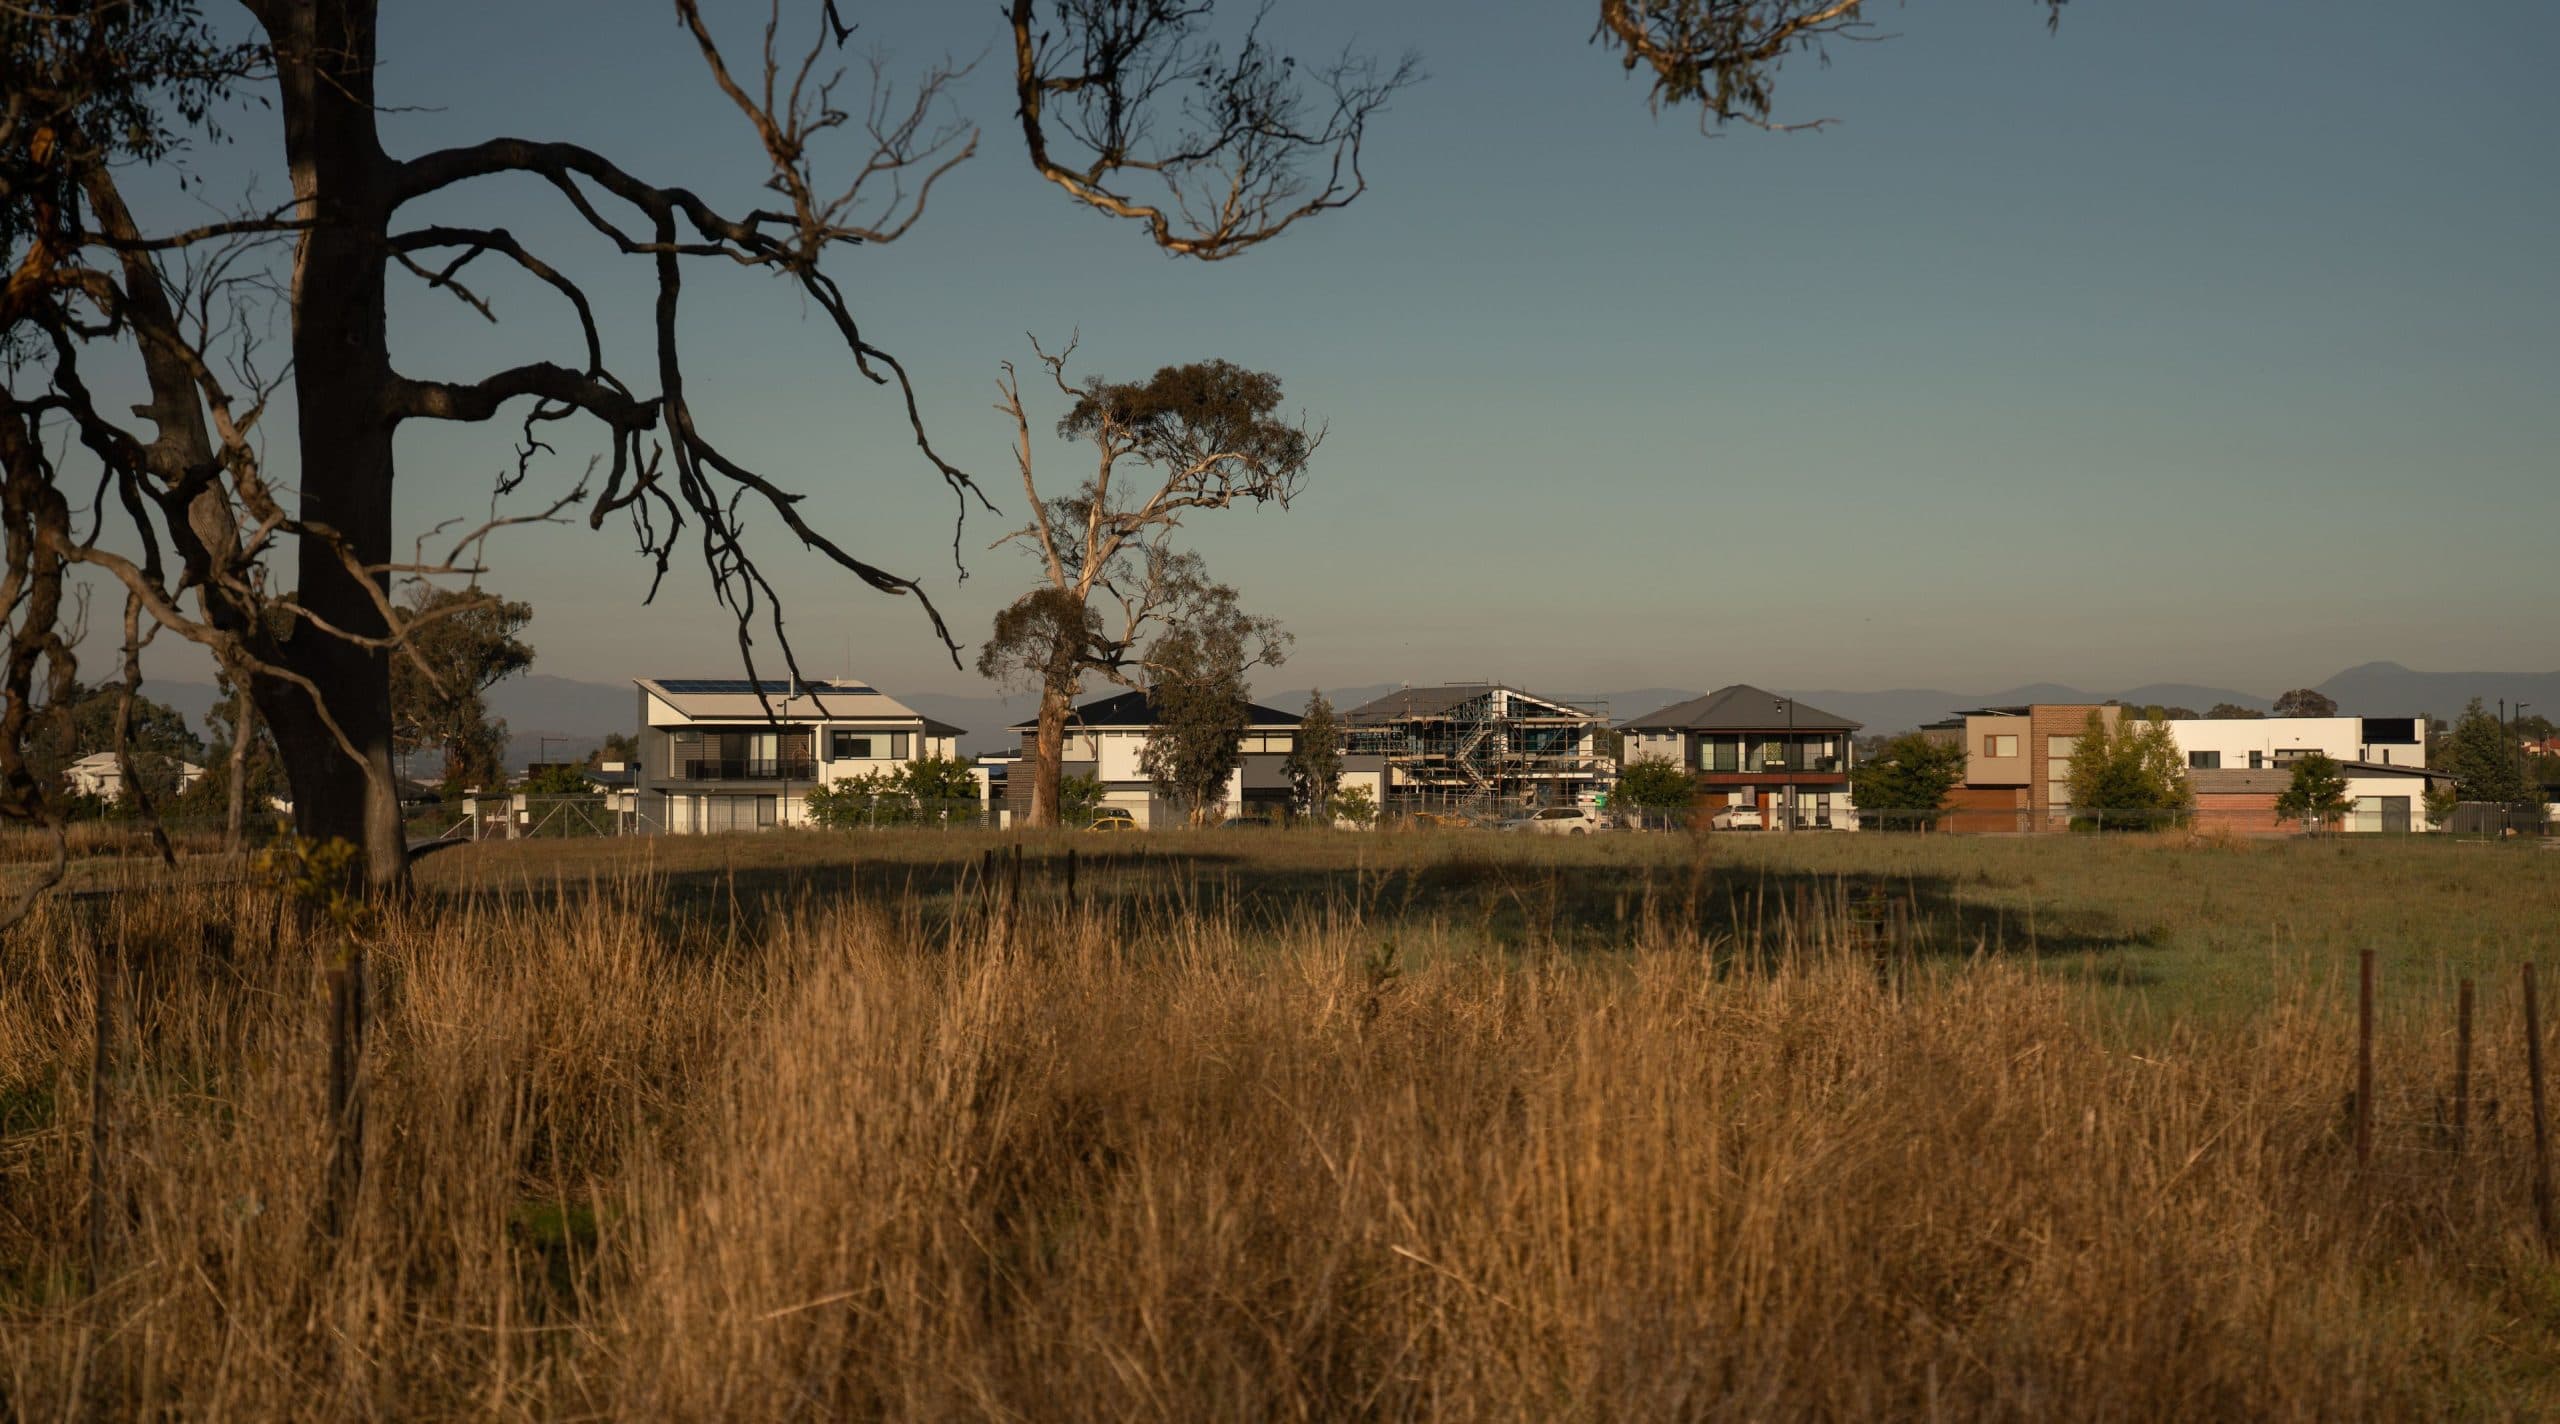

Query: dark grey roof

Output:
[1621, 684, 1861, 733]
[1010, 690, 1299, 731]
[918, 716, 969, 740]
[1339, 683, 1600, 723]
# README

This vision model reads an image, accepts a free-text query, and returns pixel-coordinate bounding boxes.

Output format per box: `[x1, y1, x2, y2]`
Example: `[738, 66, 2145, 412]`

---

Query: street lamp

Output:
[1773, 694, 1796, 832]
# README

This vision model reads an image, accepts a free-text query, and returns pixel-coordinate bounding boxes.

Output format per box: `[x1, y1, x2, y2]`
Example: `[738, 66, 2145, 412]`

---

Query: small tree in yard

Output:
[1329, 783, 1378, 830]
[1059, 774, 1107, 829]
[2439, 699, 2542, 811]
[981, 352, 1316, 827]
[2274, 753, 2353, 832]
[2064, 712, 2193, 831]
[1612, 757, 1698, 824]
[1288, 691, 1344, 822]
[1847, 733, 1968, 832]
[1140, 587, 1287, 827]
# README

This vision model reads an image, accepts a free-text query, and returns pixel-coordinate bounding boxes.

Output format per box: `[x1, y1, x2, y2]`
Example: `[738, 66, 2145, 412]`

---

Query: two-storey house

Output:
[632, 677, 963, 832]
[1620, 684, 1860, 830]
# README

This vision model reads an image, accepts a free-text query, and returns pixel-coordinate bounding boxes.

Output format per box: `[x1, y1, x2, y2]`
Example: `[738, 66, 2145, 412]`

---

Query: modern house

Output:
[631, 677, 963, 832]
[1921, 703, 2124, 832]
[1338, 683, 1612, 818]
[1004, 690, 1301, 828]
[1620, 685, 1861, 830]
[2168, 715, 2441, 833]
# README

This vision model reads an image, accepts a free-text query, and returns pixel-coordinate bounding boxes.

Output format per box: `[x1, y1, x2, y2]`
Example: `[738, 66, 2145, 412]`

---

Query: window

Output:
[832, 732, 872, 759]
[2189, 751, 2221, 770]
[1984, 734, 2019, 759]
[2248, 751, 2264, 770]
[1705, 740, 1741, 773]
[2272, 748, 2308, 765]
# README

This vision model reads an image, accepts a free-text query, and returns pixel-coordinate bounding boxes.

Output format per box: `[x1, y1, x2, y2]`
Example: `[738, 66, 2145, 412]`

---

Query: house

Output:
[631, 677, 964, 832]
[1620, 685, 1861, 830]
[1004, 690, 1299, 828]
[1337, 683, 1612, 818]
[2168, 715, 2438, 833]
[64, 750, 205, 803]
[1922, 703, 2124, 832]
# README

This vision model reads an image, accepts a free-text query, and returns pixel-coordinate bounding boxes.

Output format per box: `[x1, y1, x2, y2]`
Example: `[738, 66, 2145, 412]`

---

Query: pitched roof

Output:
[637, 676, 937, 726]
[1010, 689, 1300, 730]
[1338, 683, 1602, 723]
[1621, 684, 1861, 733]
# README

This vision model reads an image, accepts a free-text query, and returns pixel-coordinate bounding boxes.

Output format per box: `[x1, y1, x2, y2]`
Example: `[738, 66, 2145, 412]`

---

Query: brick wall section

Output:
[2194, 794, 2288, 834]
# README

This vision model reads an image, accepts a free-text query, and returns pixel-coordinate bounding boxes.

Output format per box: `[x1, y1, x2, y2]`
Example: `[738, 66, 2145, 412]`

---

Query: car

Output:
[1495, 806, 1605, 836]
[1081, 808, 1141, 832]
[1709, 805, 1763, 831]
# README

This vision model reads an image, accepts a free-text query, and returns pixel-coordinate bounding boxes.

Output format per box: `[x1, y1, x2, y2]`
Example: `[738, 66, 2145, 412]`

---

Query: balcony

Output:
[680, 757, 817, 782]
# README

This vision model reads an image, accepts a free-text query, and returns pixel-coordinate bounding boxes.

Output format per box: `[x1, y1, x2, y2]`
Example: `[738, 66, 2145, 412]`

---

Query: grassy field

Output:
[4, 827, 2559, 1417]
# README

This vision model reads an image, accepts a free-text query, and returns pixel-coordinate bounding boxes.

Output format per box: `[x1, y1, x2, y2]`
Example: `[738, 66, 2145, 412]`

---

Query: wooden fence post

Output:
[1065, 845, 1078, 913]
[2356, 949, 2374, 1173]
[2455, 977, 2475, 1155]
[2527, 963, 2555, 1249]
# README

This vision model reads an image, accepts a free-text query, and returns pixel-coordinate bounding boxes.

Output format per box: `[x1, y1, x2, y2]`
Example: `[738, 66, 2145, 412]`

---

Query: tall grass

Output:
[4, 843, 2559, 1418]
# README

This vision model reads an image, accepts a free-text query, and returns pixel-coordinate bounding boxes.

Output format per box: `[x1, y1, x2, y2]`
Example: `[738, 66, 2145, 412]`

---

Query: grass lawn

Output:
[416, 825, 2560, 1023]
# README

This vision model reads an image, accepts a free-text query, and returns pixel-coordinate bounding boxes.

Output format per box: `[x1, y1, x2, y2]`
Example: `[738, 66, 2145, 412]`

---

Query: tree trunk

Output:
[1029, 685, 1069, 829]
[258, 0, 409, 892]
[223, 679, 251, 853]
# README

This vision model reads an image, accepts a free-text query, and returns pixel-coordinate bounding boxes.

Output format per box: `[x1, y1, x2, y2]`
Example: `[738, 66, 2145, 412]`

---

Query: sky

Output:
[109, 0, 2560, 699]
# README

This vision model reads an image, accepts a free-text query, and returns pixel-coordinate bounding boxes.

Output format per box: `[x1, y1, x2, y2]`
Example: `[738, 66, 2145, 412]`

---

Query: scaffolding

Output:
[1342, 683, 1613, 820]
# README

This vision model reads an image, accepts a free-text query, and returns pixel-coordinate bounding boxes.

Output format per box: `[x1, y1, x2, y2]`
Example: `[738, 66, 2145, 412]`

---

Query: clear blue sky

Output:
[129, 0, 2560, 698]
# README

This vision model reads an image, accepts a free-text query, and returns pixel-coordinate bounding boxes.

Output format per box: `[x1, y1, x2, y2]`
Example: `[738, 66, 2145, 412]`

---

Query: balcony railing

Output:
[680, 757, 817, 782]
[1704, 754, 1846, 775]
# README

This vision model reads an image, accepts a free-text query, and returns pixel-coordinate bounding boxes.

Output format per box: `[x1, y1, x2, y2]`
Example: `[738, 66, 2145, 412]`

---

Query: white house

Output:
[65, 750, 204, 802]
[631, 677, 964, 832]
[1005, 690, 1300, 828]
[2166, 714, 2438, 833]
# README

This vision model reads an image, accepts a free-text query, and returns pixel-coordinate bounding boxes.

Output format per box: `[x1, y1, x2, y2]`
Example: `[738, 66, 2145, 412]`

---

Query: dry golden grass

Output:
[5, 835, 2560, 1418]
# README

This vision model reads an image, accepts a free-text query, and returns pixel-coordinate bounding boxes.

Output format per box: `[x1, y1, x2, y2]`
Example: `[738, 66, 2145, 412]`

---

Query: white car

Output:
[1710, 805, 1764, 831]
[1497, 807, 1605, 836]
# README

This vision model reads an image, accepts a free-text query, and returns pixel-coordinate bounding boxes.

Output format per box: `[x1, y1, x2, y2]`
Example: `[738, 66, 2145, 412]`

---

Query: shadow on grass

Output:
[418, 838, 2160, 968]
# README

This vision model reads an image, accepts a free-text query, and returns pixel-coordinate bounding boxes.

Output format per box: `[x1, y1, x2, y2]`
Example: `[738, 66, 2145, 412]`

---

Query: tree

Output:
[1330, 783, 1378, 830]
[1613, 757, 1699, 816]
[2438, 699, 2540, 809]
[2206, 704, 2266, 720]
[389, 586, 533, 795]
[1287, 690, 1344, 822]
[1846, 733, 1968, 832]
[1139, 586, 1287, 826]
[2272, 688, 2340, 719]
[900, 755, 980, 821]
[982, 352, 1312, 826]
[2063, 712, 2192, 830]
[4, 0, 2069, 897]
[588, 732, 640, 770]
[521, 763, 594, 796]
[2273, 752, 2353, 832]
[1059, 774, 1107, 829]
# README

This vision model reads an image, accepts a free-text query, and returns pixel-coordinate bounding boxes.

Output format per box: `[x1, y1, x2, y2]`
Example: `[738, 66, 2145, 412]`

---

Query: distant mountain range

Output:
[133, 660, 2560, 762]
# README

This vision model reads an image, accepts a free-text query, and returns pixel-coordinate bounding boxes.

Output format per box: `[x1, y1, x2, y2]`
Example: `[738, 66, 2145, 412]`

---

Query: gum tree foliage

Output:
[2206, 704, 2265, 720]
[5, 0, 2075, 904]
[388, 585, 531, 794]
[2063, 712, 2192, 830]
[1846, 732, 1967, 831]
[1329, 782, 1377, 829]
[2273, 752, 2352, 832]
[1139, 584, 1287, 826]
[1286, 689, 1342, 820]
[2439, 699, 2542, 809]
[983, 355, 1311, 828]
[2271, 688, 2339, 719]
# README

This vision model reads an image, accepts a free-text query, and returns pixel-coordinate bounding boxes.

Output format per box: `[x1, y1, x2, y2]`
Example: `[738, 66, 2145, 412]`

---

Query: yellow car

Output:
[1082, 808, 1141, 832]
[1406, 811, 1477, 831]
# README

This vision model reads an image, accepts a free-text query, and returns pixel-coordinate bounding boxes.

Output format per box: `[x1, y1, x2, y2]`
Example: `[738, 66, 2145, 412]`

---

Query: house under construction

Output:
[1339, 683, 1614, 818]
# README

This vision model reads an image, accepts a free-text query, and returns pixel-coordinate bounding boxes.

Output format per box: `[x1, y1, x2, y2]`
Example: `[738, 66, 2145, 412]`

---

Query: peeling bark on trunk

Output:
[1029, 686, 1070, 829]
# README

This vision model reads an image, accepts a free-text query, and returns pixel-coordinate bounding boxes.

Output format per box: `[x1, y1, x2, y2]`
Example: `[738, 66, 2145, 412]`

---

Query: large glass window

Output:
[2189, 751, 2221, 770]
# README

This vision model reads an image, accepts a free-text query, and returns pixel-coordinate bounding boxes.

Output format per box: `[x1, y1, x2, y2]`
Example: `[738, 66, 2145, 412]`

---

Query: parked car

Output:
[1495, 807, 1605, 836]
[1082, 808, 1140, 832]
[1709, 805, 1763, 831]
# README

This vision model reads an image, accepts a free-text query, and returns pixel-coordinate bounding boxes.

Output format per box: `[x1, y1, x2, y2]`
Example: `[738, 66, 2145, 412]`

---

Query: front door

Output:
[2382, 796, 2411, 833]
